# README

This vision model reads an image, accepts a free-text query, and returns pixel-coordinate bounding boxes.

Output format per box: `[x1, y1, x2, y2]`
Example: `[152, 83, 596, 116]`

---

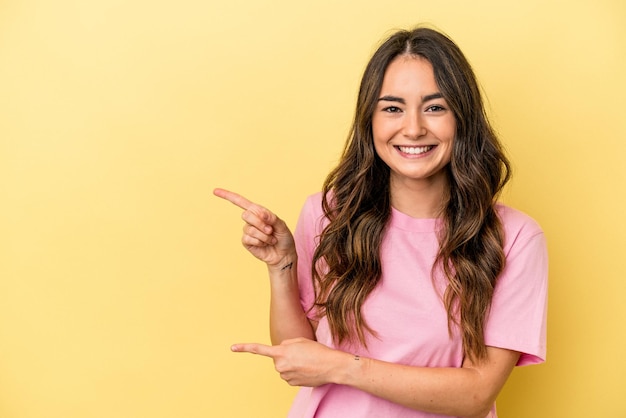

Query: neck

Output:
[389, 175, 449, 219]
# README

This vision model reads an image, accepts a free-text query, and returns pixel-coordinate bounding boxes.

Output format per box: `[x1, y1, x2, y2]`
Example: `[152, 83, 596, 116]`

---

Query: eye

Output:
[425, 104, 445, 112]
[382, 106, 402, 113]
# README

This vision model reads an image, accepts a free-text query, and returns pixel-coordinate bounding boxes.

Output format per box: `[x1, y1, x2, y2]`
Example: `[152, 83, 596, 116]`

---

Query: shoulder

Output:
[496, 203, 544, 238]
[496, 203, 542, 232]
[295, 191, 327, 237]
[299, 191, 325, 221]
[304, 191, 324, 210]
[495, 203, 545, 255]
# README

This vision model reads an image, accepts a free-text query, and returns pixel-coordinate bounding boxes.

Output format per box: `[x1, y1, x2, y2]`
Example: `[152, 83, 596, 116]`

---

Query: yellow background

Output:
[1, 0, 624, 417]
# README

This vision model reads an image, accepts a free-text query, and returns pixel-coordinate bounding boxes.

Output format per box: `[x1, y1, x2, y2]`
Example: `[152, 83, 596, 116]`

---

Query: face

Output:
[372, 55, 456, 192]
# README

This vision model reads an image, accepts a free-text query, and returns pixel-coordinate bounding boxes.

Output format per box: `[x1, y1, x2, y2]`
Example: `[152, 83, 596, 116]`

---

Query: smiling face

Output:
[372, 55, 456, 196]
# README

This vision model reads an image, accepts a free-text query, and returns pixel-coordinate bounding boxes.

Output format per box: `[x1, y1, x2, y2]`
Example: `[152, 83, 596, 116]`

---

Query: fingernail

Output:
[231, 345, 238, 352]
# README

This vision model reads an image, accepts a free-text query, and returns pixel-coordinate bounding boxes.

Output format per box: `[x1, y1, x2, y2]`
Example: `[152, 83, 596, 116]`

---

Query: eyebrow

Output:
[378, 92, 444, 104]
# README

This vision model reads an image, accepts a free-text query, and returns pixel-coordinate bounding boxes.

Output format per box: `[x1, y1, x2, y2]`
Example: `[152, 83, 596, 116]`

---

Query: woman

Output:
[214, 26, 547, 418]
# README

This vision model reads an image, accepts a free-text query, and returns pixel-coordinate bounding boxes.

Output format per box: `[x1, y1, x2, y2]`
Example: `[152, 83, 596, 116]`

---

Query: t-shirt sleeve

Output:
[293, 194, 324, 320]
[484, 210, 549, 366]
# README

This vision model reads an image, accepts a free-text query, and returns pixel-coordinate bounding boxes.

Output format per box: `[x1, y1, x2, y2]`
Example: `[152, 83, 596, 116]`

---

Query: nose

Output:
[402, 111, 426, 139]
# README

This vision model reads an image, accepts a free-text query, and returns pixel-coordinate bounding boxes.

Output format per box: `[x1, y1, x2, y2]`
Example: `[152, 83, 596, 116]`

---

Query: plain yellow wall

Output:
[1, 0, 625, 417]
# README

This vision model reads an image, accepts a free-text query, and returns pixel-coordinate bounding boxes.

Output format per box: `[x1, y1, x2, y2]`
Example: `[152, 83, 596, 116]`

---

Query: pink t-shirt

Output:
[288, 192, 548, 418]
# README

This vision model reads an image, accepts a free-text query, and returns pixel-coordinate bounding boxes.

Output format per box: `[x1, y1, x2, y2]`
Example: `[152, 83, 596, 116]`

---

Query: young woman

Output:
[214, 26, 548, 418]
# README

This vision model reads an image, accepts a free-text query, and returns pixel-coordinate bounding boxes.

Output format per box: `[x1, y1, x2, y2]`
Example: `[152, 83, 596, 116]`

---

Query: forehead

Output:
[380, 55, 438, 93]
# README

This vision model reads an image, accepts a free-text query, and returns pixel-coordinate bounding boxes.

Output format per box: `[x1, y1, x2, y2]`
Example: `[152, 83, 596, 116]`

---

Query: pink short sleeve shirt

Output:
[289, 193, 548, 417]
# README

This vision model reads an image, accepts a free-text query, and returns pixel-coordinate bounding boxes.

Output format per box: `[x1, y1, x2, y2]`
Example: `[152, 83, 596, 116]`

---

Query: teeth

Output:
[398, 145, 433, 155]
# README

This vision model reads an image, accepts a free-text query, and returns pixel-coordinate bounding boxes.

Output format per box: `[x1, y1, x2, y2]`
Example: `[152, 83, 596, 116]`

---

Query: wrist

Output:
[266, 253, 298, 275]
[333, 351, 366, 386]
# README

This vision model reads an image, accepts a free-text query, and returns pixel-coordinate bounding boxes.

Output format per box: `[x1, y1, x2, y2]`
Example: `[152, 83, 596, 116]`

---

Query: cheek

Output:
[438, 121, 456, 153]
[372, 127, 389, 154]
[443, 139, 455, 165]
[371, 118, 381, 138]
[371, 118, 392, 144]
[371, 121, 383, 147]
[447, 119, 457, 142]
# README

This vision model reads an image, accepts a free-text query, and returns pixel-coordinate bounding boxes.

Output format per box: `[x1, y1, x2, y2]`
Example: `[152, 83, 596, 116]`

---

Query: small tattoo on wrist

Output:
[354, 355, 360, 361]
[280, 262, 293, 271]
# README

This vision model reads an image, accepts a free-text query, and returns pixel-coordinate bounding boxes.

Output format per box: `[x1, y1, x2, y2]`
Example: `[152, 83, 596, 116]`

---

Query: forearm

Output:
[344, 359, 490, 417]
[334, 348, 518, 418]
[268, 255, 315, 344]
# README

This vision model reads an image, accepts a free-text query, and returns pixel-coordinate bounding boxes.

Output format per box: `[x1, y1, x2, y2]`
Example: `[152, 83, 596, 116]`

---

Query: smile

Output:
[396, 145, 434, 155]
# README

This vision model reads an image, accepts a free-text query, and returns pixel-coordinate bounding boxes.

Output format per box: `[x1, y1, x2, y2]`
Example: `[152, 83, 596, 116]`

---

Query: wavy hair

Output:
[311, 27, 511, 361]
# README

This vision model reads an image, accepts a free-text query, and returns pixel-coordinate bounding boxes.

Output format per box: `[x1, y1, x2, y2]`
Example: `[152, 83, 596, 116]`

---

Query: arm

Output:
[267, 258, 315, 344]
[213, 188, 315, 344]
[232, 340, 518, 418]
[342, 345, 519, 418]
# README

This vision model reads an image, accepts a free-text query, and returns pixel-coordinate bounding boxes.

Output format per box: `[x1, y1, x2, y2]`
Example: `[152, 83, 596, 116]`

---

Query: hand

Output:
[213, 188, 295, 269]
[231, 338, 346, 387]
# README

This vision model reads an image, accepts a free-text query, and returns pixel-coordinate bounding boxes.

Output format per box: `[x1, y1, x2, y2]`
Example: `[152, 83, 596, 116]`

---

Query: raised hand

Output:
[213, 188, 296, 269]
[231, 338, 348, 387]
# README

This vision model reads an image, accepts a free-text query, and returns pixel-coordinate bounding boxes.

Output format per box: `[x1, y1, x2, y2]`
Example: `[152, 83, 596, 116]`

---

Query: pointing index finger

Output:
[213, 188, 255, 211]
[231, 343, 276, 358]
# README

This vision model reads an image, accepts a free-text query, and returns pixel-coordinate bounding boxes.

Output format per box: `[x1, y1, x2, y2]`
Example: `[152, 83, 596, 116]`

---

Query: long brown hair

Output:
[311, 27, 511, 361]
